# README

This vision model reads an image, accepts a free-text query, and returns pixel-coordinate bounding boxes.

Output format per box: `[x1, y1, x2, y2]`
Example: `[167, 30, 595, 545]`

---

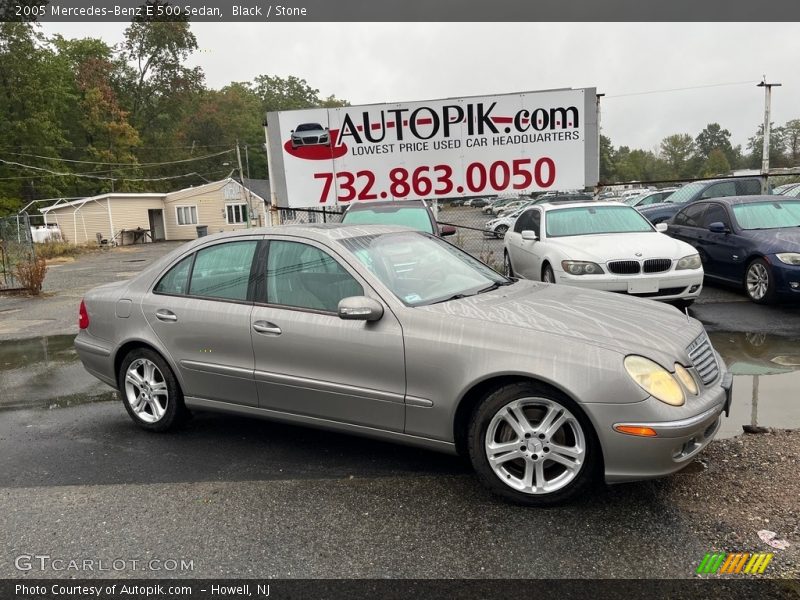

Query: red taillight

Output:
[78, 299, 89, 330]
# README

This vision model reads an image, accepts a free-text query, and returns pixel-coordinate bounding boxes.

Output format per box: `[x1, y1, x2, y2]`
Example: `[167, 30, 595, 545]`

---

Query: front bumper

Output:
[555, 268, 704, 301]
[589, 371, 732, 483]
[769, 258, 800, 298]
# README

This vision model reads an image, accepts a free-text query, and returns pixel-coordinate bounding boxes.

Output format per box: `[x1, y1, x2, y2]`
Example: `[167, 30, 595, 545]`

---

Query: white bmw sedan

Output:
[503, 201, 704, 305]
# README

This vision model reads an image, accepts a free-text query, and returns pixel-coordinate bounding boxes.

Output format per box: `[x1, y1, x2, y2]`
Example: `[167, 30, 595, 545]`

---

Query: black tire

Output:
[118, 347, 188, 432]
[542, 263, 555, 283]
[744, 257, 776, 304]
[467, 382, 601, 506]
[503, 251, 515, 278]
[495, 224, 509, 237]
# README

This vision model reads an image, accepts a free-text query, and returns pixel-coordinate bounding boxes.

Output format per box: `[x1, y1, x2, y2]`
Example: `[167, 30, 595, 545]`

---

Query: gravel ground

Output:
[660, 429, 800, 578]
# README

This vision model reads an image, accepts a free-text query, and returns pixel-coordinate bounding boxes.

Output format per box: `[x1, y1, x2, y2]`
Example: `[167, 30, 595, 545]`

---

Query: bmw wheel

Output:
[118, 348, 187, 432]
[495, 224, 509, 238]
[745, 258, 775, 304]
[468, 382, 599, 506]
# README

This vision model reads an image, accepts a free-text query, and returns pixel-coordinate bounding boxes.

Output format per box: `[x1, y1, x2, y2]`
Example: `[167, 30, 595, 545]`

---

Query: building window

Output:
[226, 203, 249, 224]
[176, 206, 198, 225]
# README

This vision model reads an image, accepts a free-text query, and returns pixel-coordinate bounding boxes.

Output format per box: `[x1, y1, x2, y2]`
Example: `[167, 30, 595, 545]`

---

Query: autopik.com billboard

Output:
[266, 87, 598, 208]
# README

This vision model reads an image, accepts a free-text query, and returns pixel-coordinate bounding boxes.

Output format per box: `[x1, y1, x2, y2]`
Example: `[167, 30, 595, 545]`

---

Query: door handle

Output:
[253, 320, 281, 335]
[155, 309, 178, 322]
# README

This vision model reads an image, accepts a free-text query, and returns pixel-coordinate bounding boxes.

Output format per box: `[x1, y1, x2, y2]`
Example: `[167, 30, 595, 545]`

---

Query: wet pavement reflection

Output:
[708, 331, 800, 438]
[0, 334, 114, 410]
[0, 332, 798, 439]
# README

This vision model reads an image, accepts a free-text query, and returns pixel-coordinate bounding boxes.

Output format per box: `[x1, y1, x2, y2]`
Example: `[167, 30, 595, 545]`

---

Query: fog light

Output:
[790, 282, 799, 290]
[614, 424, 658, 437]
[689, 284, 700, 293]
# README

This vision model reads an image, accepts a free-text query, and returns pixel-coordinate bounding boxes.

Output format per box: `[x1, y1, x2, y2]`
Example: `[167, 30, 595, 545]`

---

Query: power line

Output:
[0, 148, 234, 167]
[0, 158, 232, 182]
[605, 80, 757, 99]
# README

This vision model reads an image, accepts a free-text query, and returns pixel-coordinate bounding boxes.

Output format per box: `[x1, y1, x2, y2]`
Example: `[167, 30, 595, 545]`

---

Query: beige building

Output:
[40, 179, 269, 245]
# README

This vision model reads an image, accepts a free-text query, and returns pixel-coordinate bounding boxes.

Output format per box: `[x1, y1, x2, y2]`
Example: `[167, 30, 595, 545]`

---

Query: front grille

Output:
[687, 333, 719, 385]
[303, 136, 319, 144]
[643, 258, 672, 273]
[608, 260, 641, 275]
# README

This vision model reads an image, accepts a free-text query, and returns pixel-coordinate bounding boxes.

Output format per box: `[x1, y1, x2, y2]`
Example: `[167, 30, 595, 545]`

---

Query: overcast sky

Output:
[42, 22, 800, 152]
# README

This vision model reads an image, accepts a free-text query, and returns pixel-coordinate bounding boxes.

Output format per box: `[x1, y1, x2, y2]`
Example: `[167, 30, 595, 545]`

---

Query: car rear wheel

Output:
[745, 258, 776, 304]
[468, 382, 600, 506]
[503, 251, 515, 278]
[542, 264, 555, 283]
[495, 224, 509, 237]
[119, 348, 187, 432]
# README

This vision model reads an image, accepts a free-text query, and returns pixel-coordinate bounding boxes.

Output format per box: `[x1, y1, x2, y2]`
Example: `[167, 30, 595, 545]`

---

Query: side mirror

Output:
[439, 225, 456, 237]
[708, 222, 729, 234]
[338, 296, 384, 322]
[290, 129, 294, 133]
[655, 223, 668, 233]
[521, 230, 538, 241]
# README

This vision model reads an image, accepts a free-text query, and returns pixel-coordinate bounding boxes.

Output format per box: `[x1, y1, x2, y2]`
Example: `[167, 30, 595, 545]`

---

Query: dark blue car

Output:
[665, 195, 800, 303]
[638, 177, 763, 225]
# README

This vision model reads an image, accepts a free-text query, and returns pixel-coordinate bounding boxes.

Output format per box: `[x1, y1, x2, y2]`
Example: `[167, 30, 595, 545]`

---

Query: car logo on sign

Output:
[635, 252, 643, 257]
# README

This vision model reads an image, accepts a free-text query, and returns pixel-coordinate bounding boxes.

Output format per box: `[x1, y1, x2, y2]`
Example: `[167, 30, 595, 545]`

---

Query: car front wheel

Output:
[495, 224, 509, 237]
[745, 258, 776, 304]
[119, 348, 187, 432]
[542, 264, 555, 283]
[468, 382, 600, 506]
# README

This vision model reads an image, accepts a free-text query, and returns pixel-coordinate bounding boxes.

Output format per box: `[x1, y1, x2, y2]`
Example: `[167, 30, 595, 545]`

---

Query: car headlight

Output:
[776, 252, 800, 265]
[623, 355, 685, 406]
[674, 363, 698, 395]
[676, 254, 701, 270]
[561, 260, 604, 275]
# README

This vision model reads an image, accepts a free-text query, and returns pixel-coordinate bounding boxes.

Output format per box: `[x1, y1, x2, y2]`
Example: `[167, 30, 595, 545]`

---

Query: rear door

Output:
[142, 237, 262, 406]
[250, 237, 406, 431]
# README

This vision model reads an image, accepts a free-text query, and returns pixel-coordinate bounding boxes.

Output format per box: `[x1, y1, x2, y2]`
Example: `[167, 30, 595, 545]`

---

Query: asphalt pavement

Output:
[1, 230, 799, 581]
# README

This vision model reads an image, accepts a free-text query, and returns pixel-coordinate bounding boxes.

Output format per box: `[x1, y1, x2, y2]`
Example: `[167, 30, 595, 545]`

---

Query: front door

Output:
[148, 209, 165, 241]
[250, 238, 406, 432]
[506, 208, 543, 279]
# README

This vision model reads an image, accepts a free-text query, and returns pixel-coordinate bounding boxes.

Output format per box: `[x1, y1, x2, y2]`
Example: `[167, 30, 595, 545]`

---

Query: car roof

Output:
[343, 199, 427, 211]
[178, 223, 415, 251]
[538, 201, 626, 211]
[692, 194, 796, 206]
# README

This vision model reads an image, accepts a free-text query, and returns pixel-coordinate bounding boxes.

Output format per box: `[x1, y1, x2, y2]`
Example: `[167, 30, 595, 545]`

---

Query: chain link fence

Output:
[0, 214, 35, 290]
[273, 199, 513, 273]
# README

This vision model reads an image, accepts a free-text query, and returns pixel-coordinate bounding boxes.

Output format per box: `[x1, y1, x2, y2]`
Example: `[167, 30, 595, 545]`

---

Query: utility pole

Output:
[757, 78, 782, 194]
[235, 141, 251, 228]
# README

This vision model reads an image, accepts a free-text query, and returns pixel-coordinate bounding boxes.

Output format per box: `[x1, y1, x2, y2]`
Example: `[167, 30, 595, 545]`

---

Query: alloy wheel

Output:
[746, 262, 769, 301]
[484, 397, 586, 495]
[124, 358, 169, 423]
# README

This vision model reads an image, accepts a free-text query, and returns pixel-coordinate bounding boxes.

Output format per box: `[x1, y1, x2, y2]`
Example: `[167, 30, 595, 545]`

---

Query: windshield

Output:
[624, 194, 645, 205]
[662, 182, 705, 205]
[339, 232, 508, 306]
[295, 123, 323, 131]
[546, 205, 654, 237]
[732, 201, 800, 229]
[342, 205, 435, 234]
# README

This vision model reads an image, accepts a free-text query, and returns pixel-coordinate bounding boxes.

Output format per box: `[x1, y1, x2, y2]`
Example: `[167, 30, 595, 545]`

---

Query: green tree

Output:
[599, 134, 615, 182]
[702, 148, 731, 177]
[659, 134, 696, 179]
[746, 123, 787, 169]
[251, 74, 348, 113]
[783, 119, 800, 165]
[695, 123, 737, 168]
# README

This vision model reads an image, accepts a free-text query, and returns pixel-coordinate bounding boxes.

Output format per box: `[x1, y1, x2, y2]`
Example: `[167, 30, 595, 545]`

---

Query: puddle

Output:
[708, 331, 800, 438]
[0, 334, 115, 410]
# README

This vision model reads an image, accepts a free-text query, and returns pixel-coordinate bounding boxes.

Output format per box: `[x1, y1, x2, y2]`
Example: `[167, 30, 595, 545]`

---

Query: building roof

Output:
[41, 178, 267, 213]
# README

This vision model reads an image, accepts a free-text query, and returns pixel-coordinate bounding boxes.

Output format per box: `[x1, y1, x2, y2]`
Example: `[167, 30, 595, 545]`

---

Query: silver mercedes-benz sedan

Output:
[75, 224, 732, 506]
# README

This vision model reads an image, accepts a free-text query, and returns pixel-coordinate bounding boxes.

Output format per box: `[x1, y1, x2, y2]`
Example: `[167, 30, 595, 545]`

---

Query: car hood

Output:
[547, 232, 696, 262]
[418, 280, 704, 361]
[744, 228, 800, 253]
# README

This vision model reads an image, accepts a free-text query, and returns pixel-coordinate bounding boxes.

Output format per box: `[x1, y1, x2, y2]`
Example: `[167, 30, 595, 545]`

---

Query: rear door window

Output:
[736, 179, 763, 195]
[188, 241, 258, 301]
